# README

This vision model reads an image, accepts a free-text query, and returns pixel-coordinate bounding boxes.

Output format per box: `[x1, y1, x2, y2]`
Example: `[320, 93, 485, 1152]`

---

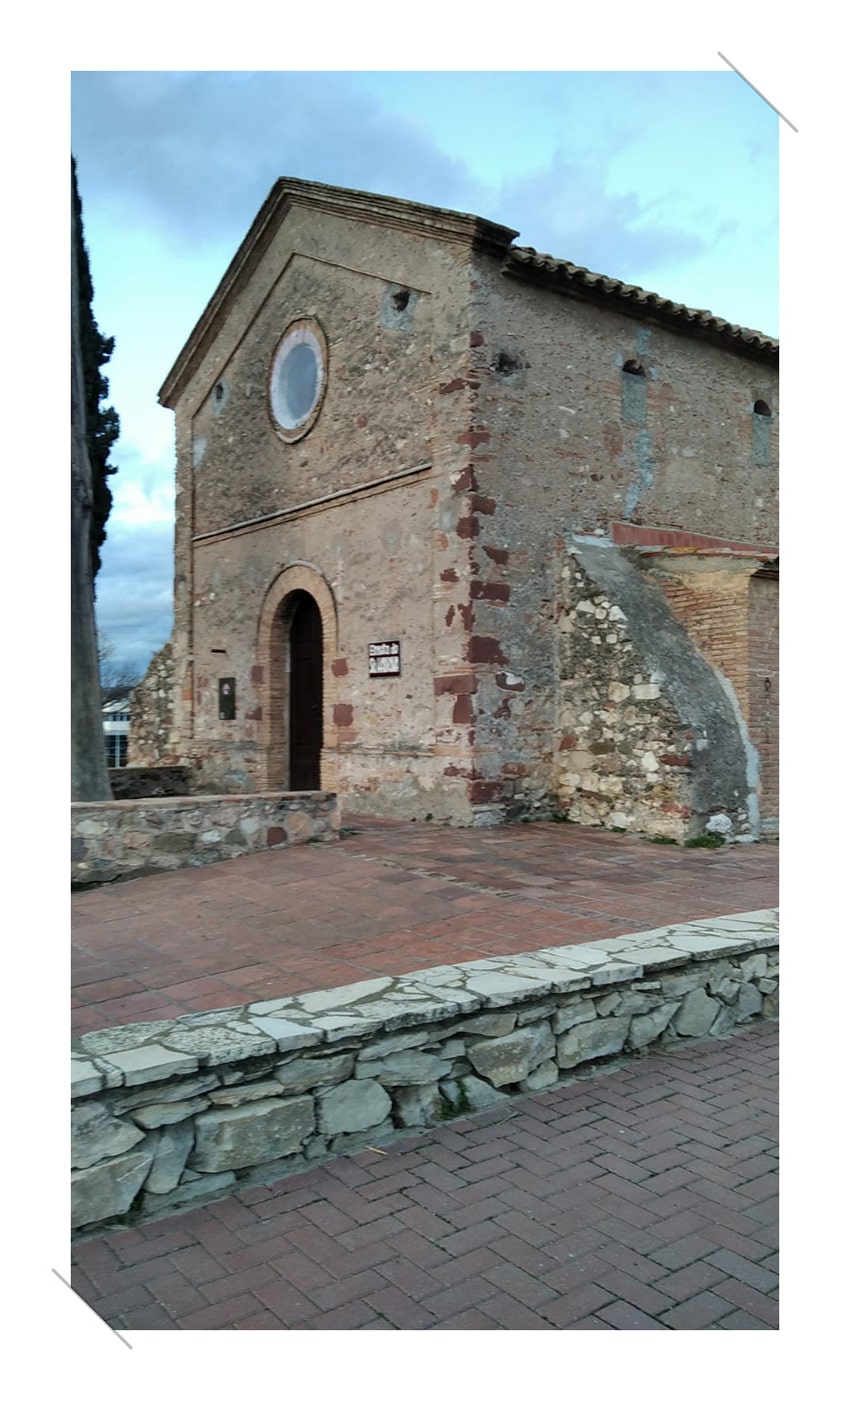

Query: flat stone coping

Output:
[71, 790, 329, 812]
[71, 908, 778, 1096]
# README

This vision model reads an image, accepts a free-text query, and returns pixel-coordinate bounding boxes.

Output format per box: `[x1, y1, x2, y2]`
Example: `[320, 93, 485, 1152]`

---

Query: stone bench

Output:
[71, 908, 778, 1234]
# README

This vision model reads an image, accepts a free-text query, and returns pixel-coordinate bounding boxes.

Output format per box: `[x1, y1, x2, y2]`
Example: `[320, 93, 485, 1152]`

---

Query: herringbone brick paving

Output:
[71, 1020, 778, 1331]
[72, 817, 778, 1034]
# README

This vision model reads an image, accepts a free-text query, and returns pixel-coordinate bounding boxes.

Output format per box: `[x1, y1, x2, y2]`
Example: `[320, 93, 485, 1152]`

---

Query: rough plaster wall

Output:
[567, 539, 759, 836]
[190, 257, 436, 537]
[165, 206, 488, 818]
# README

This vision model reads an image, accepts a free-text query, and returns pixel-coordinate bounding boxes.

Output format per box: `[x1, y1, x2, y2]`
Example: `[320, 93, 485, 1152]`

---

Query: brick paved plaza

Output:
[70, 818, 778, 1331]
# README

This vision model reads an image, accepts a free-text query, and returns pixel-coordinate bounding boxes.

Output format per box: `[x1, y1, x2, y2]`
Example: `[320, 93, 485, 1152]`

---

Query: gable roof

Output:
[160, 178, 777, 406]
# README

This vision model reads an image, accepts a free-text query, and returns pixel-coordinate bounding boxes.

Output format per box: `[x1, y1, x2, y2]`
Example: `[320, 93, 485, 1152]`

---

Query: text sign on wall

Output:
[369, 641, 401, 677]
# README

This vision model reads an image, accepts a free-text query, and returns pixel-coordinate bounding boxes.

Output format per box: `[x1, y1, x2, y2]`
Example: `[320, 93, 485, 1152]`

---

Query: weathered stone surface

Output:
[273, 1054, 354, 1093]
[557, 1015, 631, 1068]
[520, 1060, 559, 1092]
[625, 946, 690, 971]
[442, 1076, 509, 1111]
[189, 1097, 315, 1171]
[297, 978, 394, 1015]
[552, 1001, 597, 1035]
[628, 1004, 677, 1049]
[96, 1044, 199, 1086]
[465, 969, 554, 1005]
[141, 1170, 236, 1211]
[316, 1080, 392, 1135]
[590, 961, 642, 986]
[71, 1104, 146, 1170]
[762, 986, 779, 1018]
[611, 990, 663, 1016]
[674, 987, 721, 1037]
[72, 1147, 155, 1228]
[328, 1119, 396, 1153]
[358, 1030, 430, 1060]
[467, 1023, 555, 1087]
[735, 982, 763, 1020]
[247, 1017, 324, 1051]
[110, 1074, 220, 1112]
[129, 1096, 212, 1129]
[79, 1021, 180, 1056]
[208, 1080, 287, 1106]
[161, 1024, 277, 1065]
[667, 933, 753, 960]
[356, 1050, 444, 1086]
[739, 953, 768, 980]
[450, 1011, 517, 1037]
[144, 1121, 195, 1193]
[659, 970, 704, 998]
[71, 1059, 103, 1098]
[516, 1001, 556, 1026]
[392, 1083, 445, 1128]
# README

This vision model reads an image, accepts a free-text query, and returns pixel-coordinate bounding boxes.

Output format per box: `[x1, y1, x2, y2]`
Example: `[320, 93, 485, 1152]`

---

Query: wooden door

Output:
[289, 593, 323, 789]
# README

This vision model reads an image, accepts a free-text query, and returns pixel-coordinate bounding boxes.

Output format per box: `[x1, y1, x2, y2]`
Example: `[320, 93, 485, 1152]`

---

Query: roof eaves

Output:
[505, 246, 778, 361]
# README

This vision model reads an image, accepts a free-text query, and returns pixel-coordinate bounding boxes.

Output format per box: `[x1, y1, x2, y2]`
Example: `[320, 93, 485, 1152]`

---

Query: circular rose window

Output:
[269, 319, 328, 441]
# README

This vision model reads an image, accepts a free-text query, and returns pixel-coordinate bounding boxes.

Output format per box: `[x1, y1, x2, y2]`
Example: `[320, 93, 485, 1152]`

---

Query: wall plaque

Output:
[369, 641, 401, 676]
[218, 677, 236, 720]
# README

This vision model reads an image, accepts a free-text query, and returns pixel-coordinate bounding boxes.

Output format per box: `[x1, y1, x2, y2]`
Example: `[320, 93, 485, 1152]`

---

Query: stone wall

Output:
[71, 791, 339, 887]
[71, 909, 778, 1232]
[128, 641, 177, 767]
[556, 541, 760, 839]
[107, 767, 191, 800]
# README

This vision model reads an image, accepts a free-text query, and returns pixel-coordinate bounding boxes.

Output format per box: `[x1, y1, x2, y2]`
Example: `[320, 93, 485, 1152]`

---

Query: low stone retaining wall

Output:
[71, 791, 340, 887]
[71, 909, 778, 1233]
[107, 767, 192, 800]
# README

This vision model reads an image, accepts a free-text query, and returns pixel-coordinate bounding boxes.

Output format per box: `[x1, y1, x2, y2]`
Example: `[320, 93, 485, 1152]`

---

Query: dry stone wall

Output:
[71, 909, 778, 1233]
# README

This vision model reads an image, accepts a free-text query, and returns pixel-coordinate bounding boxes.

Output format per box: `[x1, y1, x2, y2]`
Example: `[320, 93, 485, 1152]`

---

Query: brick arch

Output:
[256, 563, 340, 790]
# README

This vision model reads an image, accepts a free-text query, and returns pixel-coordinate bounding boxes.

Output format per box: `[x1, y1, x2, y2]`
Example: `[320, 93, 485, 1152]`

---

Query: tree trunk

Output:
[71, 166, 112, 802]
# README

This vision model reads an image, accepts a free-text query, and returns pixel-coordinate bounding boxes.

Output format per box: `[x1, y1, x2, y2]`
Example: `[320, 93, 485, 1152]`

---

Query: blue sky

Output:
[71, 67, 779, 680]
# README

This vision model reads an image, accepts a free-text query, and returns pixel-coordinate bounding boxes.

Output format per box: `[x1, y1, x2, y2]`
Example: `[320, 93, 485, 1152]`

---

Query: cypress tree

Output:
[72, 157, 119, 582]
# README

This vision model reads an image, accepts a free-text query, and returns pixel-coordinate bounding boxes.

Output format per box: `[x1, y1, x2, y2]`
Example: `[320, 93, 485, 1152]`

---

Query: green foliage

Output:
[649, 835, 678, 845]
[438, 1079, 473, 1120]
[683, 832, 725, 849]
[72, 158, 120, 583]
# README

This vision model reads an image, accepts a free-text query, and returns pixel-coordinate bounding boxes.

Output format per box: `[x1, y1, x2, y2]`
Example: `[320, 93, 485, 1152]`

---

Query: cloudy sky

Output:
[71, 67, 779, 681]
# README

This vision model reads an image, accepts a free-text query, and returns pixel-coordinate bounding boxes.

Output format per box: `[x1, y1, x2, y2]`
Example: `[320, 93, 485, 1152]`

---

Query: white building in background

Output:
[102, 696, 131, 767]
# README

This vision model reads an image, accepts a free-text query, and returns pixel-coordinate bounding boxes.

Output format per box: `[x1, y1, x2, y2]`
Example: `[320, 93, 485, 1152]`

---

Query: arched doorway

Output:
[288, 591, 323, 789]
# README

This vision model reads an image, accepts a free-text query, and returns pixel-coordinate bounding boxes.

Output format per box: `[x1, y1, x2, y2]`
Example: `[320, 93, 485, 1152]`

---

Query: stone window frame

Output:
[268, 316, 330, 444]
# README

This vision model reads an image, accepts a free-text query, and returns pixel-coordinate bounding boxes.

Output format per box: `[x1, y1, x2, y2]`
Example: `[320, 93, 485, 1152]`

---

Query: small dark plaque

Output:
[218, 677, 236, 720]
[369, 641, 401, 677]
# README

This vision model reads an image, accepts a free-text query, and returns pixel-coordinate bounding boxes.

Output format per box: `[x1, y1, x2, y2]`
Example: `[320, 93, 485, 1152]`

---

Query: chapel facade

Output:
[131, 178, 778, 839]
